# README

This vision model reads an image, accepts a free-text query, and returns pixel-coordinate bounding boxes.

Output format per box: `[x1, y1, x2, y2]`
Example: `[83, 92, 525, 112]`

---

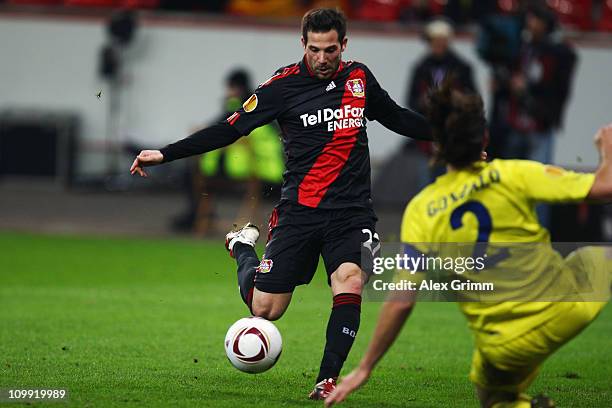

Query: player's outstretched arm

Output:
[129, 122, 242, 178]
[324, 298, 415, 407]
[587, 124, 612, 200]
[364, 67, 432, 141]
[375, 104, 432, 141]
[130, 150, 163, 177]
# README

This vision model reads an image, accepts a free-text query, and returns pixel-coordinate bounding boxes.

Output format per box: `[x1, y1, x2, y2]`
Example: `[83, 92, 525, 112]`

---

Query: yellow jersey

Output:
[400, 159, 595, 342]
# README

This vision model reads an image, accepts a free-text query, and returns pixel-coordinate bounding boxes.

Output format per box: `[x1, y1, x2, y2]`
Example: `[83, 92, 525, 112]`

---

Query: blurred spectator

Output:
[444, 0, 482, 25]
[395, 0, 496, 25]
[406, 18, 477, 187]
[475, 0, 524, 159]
[599, 0, 612, 31]
[198, 69, 284, 192]
[492, 2, 577, 226]
[173, 69, 284, 233]
[408, 19, 476, 113]
[503, 2, 577, 164]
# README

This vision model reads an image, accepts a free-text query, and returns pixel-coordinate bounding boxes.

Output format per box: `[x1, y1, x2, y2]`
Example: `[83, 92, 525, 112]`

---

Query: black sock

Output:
[316, 293, 362, 383]
[233, 243, 259, 311]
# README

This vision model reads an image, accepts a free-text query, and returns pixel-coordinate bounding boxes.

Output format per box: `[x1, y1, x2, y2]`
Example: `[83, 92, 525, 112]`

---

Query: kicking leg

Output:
[251, 289, 292, 321]
[226, 223, 262, 310]
[226, 222, 295, 320]
[232, 242, 260, 309]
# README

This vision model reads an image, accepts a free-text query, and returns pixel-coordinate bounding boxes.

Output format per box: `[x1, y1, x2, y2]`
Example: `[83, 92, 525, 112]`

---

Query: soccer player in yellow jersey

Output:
[326, 84, 612, 408]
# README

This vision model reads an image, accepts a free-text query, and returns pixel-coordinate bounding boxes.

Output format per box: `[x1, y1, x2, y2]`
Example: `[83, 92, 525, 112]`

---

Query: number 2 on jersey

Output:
[450, 200, 508, 267]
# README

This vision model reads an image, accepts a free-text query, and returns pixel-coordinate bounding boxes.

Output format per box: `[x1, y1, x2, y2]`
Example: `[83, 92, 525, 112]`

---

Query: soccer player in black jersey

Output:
[130, 8, 432, 399]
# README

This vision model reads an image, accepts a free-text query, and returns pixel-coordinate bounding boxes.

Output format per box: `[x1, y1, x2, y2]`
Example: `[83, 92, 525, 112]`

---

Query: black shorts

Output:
[253, 201, 379, 293]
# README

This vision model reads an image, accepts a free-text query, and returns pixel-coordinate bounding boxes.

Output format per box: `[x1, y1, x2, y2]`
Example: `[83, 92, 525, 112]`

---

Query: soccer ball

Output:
[224, 317, 282, 373]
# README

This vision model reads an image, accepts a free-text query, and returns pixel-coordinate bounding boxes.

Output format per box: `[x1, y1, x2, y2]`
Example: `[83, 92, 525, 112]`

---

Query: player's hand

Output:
[595, 124, 612, 160]
[130, 150, 164, 177]
[324, 367, 371, 407]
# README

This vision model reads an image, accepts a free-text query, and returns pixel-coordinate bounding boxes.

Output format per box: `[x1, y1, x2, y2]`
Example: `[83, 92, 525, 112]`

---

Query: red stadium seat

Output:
[600, 0, 612, 31]
[119, 0, 159, 8]
[64, 0, 159, 8]
[547, 0, 593, 31]
[63, 0, 118, 6]
[428, 0, 445, 16]
[7, 0, 63, 5]
[355, 0, 412, 22]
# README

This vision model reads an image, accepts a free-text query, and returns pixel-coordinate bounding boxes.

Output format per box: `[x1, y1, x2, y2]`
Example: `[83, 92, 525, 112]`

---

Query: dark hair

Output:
[426, 81, 487, 169]
[301, 8, 347, 44]
[527, 1, 558, 33]
[226, 68, 251, 91]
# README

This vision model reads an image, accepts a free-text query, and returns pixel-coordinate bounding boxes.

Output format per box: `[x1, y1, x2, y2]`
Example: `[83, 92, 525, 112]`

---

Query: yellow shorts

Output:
[469, 246, 611, 393]
[564, 246, 612, 302]
[469, 300, 606, 393]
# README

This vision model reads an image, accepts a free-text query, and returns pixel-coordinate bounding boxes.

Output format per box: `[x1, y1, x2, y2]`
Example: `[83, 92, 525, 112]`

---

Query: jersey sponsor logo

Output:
[298, 68, 366, 207]
[325, 81, 336, 92]
[256, 259, 273, 273]
[346, 78, 365, 97]
[242, 94, 258, 113]
[299, 105, 365, 132]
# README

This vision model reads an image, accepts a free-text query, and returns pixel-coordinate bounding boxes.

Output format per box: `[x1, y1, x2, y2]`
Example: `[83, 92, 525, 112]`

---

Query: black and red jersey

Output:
[226, 58, 430, 209]
[160, 57, 431, 209]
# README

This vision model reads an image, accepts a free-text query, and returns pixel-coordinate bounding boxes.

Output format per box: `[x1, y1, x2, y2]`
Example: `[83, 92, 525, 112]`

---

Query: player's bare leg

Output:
[330, 263, 367, 295]
[226, 223, 292, 320]
[251, 290, 292, 321]
[310, 262, 366, 400]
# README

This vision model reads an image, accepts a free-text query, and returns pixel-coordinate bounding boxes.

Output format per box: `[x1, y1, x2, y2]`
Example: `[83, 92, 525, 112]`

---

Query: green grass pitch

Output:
[1, 232, 610, 407]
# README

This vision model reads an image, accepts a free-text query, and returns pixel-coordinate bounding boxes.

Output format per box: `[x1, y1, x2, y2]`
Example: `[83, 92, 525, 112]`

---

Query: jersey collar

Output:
[300, 56, 345, 79]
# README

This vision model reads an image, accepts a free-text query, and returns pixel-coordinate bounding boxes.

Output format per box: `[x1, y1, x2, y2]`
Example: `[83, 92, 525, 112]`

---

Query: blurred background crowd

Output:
[0, 0, 610, 240]
[3, 0, 612, 31]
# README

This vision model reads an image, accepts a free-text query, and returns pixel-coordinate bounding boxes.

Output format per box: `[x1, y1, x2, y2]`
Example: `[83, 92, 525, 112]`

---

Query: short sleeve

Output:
[401, 199, 425, 244]
[400, 198, 433, 257]
[510, 160, 595, 203]
[227, 77, 284, 136]
[398, 199, 429, 282]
